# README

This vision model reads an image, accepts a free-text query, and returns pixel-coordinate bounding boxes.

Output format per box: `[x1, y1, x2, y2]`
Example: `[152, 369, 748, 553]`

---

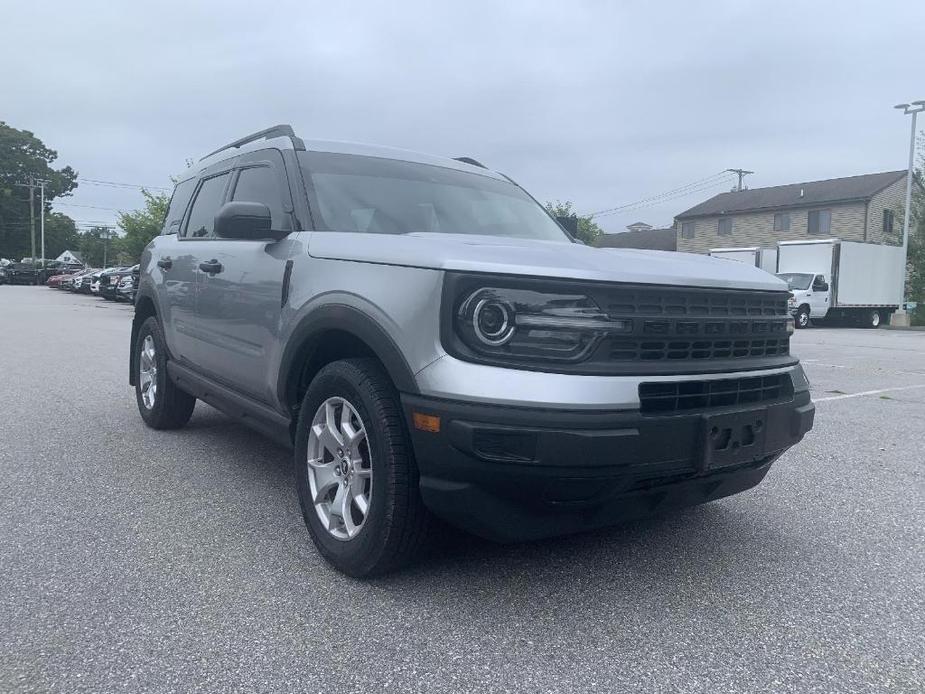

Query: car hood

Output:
[308, 232, 786, 291]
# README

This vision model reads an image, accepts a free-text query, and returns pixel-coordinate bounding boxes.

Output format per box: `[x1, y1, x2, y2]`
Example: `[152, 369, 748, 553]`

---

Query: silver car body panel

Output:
[415, 357, 808, 409]
[307, 231, 787, 292]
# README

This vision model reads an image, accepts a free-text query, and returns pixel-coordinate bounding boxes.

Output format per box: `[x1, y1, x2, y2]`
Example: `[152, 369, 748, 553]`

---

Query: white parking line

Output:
[814, 384, 925, 402]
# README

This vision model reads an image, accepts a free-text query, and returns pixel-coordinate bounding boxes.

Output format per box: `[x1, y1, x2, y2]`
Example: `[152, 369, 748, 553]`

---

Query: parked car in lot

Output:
[4, 263, 41, 285]
[117, 267, 139, 302]
[99, 266, 136, 300]
[70, 269, 100, 293]
[130, 125, 815, 577]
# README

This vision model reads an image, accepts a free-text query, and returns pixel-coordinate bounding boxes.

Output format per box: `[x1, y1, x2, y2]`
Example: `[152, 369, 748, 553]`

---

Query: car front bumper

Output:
[402, 388, 814, 542]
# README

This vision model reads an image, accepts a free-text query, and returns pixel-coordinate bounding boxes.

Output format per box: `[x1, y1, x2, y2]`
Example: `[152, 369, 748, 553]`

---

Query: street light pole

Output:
[891, 101, 924, 326]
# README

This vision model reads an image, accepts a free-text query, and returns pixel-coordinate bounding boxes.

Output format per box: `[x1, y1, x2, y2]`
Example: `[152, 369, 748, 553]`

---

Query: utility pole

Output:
[15, 176, 37, 263]
[37, 179, 50, 267]
[891, 100, 924, 327]
[726, 169, 754, 192]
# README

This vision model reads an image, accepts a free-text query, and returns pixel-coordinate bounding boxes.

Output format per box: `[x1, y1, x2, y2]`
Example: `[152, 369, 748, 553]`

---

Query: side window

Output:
[717, 218, 733, 236]
[162, 179, 196, 235]
[808, 209, 831, 235]
[773, 212, 790, 232]
[681, 221, 696, 238]
[231, 166, 286, 229]
[183, 173, 230, 239]
[883, 209, 895, 234]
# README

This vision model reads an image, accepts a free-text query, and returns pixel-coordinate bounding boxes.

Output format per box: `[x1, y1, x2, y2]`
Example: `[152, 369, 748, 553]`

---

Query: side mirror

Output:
[213, 202, 287, 241]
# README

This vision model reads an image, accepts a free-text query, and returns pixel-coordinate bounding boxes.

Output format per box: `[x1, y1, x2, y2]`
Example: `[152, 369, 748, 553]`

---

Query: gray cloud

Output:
[2, 0, 921, 233]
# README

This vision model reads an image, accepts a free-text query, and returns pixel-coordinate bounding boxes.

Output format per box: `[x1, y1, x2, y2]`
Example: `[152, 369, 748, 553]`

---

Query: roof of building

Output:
[596, 227, 676, 252]
[58, 250, 84, 263]
[676, 170, 907, 220]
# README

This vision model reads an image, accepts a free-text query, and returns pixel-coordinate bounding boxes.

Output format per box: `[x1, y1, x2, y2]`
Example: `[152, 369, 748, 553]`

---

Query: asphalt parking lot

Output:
[1, 287, 923, 693]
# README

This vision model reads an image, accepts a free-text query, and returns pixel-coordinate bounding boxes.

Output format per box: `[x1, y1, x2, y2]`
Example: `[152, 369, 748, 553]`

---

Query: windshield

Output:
[776, 273, 814, 291]
[300, 151, 569, 242]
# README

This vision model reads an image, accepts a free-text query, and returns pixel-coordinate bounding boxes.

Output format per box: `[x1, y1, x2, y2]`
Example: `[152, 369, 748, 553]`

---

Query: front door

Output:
[810, 274, 830, 317]
[193, 150, 297, 403]
[169, 171, 233, 366]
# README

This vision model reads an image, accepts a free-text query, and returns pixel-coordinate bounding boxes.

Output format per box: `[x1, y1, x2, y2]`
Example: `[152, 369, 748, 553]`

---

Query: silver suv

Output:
[130, 125, 815, 576]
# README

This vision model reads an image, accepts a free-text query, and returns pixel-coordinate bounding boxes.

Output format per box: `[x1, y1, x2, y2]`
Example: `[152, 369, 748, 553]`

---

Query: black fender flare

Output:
[277, 304, 420, 410]
[128, 287, 162, 386]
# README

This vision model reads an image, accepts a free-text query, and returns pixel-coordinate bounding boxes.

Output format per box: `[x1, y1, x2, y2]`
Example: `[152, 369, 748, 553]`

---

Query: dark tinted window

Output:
[807, 209, 831, 235]
[163, 178, 196, 235]
[883, 209, 894, 234]
[300, 151, 568, 242]
[717, 218, 733, 235]
[773, 212, 790, 231]
[232, 166, 285, 229]
[184, 173, 230, 239]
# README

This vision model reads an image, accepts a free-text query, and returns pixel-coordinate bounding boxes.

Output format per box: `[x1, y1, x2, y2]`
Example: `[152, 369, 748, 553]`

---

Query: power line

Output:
[588, 173, 737, 219]
[77, 177, 170, 192]
[54, 201, 124, 212]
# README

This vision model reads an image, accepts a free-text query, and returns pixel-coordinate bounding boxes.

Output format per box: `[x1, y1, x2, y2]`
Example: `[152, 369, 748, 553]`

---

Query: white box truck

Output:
[709, 247, 778, 273]
[776, 239, 902, 329]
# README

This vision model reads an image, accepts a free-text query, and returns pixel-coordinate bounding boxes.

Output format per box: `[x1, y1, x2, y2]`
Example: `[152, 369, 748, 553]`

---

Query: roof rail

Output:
[200, 124, 306, 161]
[453, 156, 487, 169]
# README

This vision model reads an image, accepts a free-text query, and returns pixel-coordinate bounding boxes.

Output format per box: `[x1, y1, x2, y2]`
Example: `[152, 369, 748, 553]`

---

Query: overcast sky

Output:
[2, 0, 922, 234]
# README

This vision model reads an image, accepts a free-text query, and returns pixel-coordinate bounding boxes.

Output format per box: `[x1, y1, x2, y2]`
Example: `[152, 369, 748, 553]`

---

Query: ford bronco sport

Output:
[130, 125, 815, 577]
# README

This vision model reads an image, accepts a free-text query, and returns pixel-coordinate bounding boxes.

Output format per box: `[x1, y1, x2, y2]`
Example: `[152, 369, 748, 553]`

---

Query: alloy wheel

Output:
[306, 397, 373, 541]
[138, 335, 158, 409]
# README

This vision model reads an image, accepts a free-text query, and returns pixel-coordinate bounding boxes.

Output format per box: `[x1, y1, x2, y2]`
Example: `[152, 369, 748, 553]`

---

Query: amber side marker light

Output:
[412, 412, 441, 433]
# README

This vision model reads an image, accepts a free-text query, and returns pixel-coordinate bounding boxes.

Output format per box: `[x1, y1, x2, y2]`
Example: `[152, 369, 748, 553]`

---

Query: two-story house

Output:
[674, 170, 910, 254]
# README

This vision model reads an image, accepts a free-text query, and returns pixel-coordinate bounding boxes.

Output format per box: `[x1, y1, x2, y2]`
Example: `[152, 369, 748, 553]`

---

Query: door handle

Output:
[157, 257, 172, 270]
[199, 259, 223, 274]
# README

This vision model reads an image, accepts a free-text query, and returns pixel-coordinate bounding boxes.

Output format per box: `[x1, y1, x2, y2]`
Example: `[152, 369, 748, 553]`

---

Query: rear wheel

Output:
[795, 306, 810, 329]
[294, 358, 431, 577]
[134, 316, 196, 429]
[863, 309, 882, 329]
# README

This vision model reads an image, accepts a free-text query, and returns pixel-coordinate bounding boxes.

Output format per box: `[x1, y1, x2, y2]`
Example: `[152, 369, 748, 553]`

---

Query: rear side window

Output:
[231, 166, 286, 230]
[162, 179, 196, 235]
[183, 173, 231, 239]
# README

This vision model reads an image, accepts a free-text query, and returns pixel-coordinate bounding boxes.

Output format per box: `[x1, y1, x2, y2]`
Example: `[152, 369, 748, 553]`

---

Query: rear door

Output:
[193, 148, 297, 403]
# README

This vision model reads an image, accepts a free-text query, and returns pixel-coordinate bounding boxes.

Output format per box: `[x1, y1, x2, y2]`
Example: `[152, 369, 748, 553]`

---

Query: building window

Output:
[681, 221, 696, 239]
[717, 218, 733, 236]
[807, 209, 831, 235]
[883, 209, 895, 234]
[773, 212, 790, 231]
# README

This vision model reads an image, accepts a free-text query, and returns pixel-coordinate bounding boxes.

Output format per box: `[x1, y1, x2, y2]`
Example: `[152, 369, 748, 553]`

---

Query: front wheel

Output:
[294, 358, 431, 577]
[134, 316, 196, 429]
[795, 306, 810, 329]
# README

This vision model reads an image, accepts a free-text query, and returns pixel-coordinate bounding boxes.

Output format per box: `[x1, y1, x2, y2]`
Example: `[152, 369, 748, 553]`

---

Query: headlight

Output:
[450, 283, 630, 364]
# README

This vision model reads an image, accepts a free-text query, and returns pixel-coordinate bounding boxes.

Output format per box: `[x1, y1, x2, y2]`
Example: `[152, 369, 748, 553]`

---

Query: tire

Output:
[134, 316, 196, 429]
[863, 309, 882, 329]
[294, 358, 431, 577]
[795, 306, 810, 329]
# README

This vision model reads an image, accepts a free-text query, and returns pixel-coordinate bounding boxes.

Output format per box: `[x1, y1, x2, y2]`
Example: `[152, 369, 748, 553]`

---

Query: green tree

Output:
[905, 139, 925, 324]
[544, 200, 604, 245]
[78, 226, 119, 268]
[117, 188, 169, 261]
[0, 122, 78, 260]
[42, 213, 80, 260]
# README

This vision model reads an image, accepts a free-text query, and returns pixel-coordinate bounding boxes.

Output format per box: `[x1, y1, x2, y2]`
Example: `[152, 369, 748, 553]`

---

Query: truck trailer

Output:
[776, 239, 902, 329]
[709, 246, 778, 274]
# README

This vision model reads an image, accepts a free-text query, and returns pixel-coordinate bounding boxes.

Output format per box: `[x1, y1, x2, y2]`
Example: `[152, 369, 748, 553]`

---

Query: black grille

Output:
[604, 287, 787, 318]
[639, 373, 794, 413]
[597, 286, 791, 368]
[610, 337, 790, 362]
